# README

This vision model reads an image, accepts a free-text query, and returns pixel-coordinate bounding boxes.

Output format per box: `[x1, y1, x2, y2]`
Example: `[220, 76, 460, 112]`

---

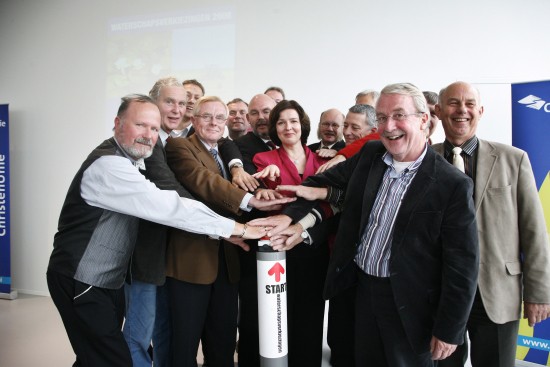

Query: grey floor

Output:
[0, 294, 331, 367]
[4, 294, 537, 367]
[0, 295, 492, 367]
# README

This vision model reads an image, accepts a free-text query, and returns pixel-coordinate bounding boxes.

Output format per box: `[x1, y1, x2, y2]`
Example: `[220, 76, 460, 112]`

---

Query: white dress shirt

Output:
[81, 155, 235, 239]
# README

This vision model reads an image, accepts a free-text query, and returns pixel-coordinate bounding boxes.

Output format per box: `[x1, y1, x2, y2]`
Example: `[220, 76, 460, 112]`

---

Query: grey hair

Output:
[148, 77, 184, 101]
[355, 89, 380, 104]
[193, 95, 229, 116]
[380, 83, 427, 113]
[423, 91, 439, 105]
[348, 104, 377, 129]
[117, 94, 156, 118]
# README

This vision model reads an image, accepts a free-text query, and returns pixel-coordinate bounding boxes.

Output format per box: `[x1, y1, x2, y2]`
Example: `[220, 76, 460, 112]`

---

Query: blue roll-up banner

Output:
[0, 104, 13, 298]
[512, 81, 550, 366]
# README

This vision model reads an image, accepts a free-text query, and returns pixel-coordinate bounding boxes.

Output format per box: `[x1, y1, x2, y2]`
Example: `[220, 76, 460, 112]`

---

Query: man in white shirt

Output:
[46, 94, 272, 367]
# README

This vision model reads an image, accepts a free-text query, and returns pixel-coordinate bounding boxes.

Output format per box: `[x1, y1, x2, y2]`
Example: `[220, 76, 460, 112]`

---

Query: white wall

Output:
[1, 0, 549, 295]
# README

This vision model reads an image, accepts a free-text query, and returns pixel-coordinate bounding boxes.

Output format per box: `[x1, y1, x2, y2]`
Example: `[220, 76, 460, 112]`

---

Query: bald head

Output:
[435, 81, 484, 146]
[318, 108, 344, 145]
[248, 94, 276, 139]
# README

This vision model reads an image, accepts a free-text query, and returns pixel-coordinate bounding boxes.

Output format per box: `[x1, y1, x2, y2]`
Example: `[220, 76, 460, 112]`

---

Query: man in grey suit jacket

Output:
[255, 83, 480, 366]
[434, 81, 550, 367]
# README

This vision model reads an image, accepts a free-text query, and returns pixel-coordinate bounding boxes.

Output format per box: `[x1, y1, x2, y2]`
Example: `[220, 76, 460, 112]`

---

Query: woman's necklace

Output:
[287, 152, 305, 164]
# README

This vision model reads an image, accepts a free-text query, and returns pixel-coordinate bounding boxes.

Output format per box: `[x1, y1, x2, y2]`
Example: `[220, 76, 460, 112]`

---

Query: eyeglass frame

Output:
[195, 113, 228, 123]
[319, 122, 342, 129]
[375, 112, 425, 125]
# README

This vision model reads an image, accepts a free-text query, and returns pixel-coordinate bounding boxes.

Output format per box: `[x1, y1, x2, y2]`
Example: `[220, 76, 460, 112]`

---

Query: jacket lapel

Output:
[190, 135, 220, 174]
[391, 148, 436, 250]
[358, 151, 387, 232]
[474, 139, 498, 211]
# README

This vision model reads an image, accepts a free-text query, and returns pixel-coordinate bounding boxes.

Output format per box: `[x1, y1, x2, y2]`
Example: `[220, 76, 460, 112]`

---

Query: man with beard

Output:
[226, 98, 250, 140]
[46, 94, 267, 367]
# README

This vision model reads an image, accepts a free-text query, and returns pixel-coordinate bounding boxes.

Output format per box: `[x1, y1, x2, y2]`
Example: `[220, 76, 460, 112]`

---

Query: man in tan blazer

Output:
[164, 95, 291, 366]
[434, 81, 550, 367]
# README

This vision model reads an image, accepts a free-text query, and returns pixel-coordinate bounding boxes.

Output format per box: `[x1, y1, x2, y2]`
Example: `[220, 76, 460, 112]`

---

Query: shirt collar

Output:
[159, 129, 170, 146]
[382, 143, 427, 178]
[198, 137, 218, 151]
[443, 135, 478, 157]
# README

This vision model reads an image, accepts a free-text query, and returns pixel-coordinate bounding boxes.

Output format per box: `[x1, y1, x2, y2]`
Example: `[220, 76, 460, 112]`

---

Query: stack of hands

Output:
[228, 167, 325, 253]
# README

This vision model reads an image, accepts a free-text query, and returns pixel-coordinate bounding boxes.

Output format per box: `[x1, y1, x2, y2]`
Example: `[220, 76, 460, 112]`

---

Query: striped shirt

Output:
[355, 145, 427, 277]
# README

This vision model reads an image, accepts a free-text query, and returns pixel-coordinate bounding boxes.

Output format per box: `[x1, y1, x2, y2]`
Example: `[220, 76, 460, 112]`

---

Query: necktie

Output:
[210, 149, 227, 178]
[266, 141, 277, 150]
[452, 147, 465, 173]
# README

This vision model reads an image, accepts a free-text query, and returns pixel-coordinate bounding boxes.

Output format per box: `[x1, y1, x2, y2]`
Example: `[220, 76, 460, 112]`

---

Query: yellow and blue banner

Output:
[512, 81, 550, 366]
[0, 104, 11, 296]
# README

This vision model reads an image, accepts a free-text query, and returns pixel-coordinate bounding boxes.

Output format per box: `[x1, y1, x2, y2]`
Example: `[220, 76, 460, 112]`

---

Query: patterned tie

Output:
[210, 148, 227, 178]
[266, 141, 277, 150]
[452, 147, 465, 173]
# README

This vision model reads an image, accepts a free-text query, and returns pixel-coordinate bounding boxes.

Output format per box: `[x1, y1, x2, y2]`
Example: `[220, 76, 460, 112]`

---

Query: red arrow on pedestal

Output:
[268, 262, 285, 282]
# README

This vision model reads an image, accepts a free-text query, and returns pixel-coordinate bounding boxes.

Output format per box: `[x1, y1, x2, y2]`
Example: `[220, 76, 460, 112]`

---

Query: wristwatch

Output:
[301, 230, 311, 245]
[231, 162, 243, 169]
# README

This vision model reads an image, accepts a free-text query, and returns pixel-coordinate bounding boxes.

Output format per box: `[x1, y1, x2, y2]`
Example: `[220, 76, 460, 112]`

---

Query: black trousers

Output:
[236, 248, 260, 367]
[167, 247, 238, 367]
[438, 290, 519, 367]
[328, 284, 356, 367]
[47, 271, 131, 367]
[355, 269, 435, 367]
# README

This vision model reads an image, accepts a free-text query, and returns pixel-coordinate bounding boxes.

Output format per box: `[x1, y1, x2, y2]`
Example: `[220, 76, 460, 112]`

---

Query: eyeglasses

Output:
[196, 114, 228, 123]
[375, 112, 424, 124]
[320, 122, 341, 129]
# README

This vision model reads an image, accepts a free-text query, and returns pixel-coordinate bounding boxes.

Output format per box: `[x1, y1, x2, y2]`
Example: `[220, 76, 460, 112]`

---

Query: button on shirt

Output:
[355, 146, 427, 277]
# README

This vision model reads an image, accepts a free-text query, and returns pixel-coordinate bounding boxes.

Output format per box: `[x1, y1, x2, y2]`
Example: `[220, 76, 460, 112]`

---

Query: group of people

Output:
[47, 78, 550, 367]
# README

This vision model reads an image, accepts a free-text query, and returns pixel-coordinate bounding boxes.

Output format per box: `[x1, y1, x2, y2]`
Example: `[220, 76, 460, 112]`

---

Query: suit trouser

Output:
[286, 253, 328, 367]
[355, 269, 435, 367]
[327, 284, 356, 367]
[152, 283, 172, 367]
[47, 271, 131, 367]
[438, 290, 519, 367]
[236, 248, 260, 367]
[167, 246, 238, 367]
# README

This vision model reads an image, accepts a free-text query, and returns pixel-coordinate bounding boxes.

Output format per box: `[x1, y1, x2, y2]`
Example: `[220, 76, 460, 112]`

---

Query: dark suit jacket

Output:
[284, 141, 479, 353]
[165, 134, 247, 284]
[131, 139, 193, 285]
[234, 132, 271, 174]
[308, 139, 345, 152]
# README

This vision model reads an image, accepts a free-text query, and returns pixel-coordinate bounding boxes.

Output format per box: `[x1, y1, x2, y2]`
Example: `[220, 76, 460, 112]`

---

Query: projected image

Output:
[105, 7, 236, 129]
